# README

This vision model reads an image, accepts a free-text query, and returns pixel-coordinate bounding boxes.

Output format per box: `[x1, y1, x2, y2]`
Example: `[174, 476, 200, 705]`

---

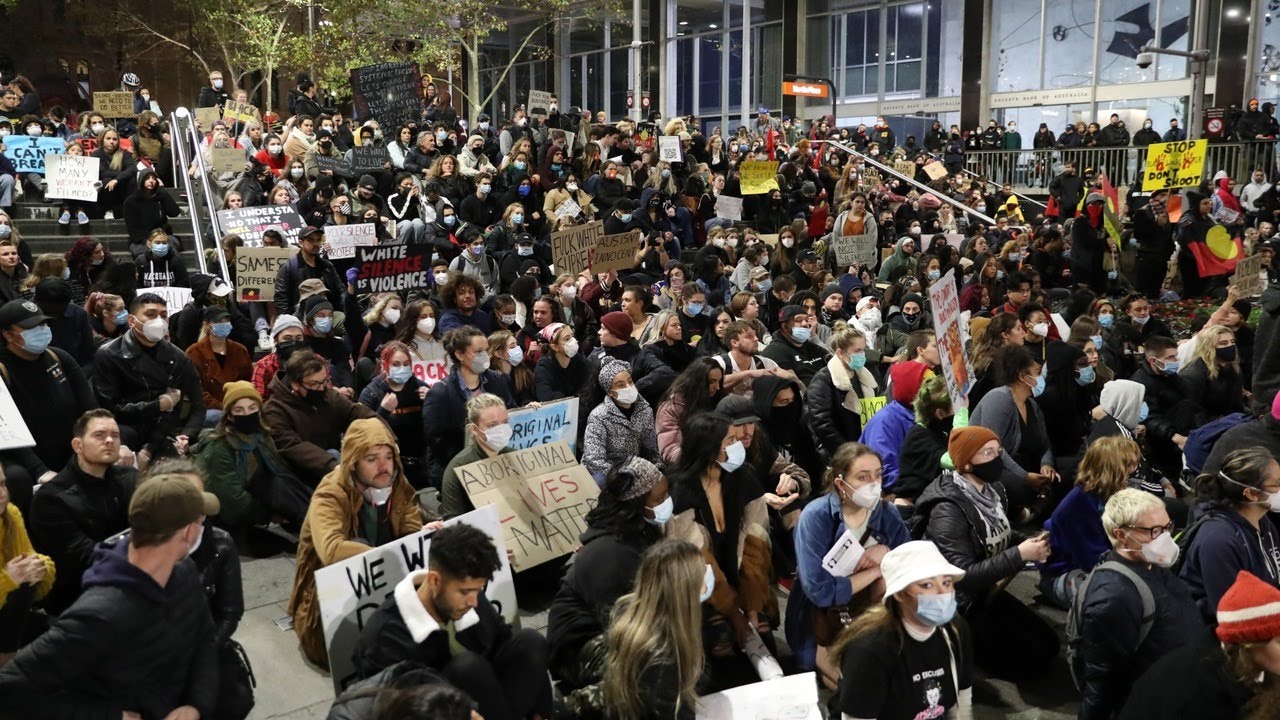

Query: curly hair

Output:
[438, 271, 484, 310]
[428, 523, 502, 581]
[65, 236, 104, 274]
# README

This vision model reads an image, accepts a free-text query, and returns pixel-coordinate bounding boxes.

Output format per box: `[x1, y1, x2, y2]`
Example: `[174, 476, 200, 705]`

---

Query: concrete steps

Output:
[12, 188, 198, 257]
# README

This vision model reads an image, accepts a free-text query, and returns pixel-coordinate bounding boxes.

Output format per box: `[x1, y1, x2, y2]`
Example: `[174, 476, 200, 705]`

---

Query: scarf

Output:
[950, 471, 1010, 555]
[1216, 178, 1243, 214]
[826, 353, 874, 415]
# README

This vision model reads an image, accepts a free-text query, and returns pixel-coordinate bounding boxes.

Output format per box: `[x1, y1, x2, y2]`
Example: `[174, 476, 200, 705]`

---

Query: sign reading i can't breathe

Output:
[4, 136, 64, 173]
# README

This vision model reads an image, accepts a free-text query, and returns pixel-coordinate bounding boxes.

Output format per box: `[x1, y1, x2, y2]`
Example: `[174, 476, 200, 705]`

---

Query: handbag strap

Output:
[939, 624, 960, 703]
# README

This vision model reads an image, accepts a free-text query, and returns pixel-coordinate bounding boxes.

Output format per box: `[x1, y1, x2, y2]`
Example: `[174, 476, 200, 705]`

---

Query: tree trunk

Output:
[466, 36, 481, 122]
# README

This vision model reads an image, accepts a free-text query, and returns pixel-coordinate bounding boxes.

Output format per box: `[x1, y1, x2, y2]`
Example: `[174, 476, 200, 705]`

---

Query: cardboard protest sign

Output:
[221, 99, 260, 125]
[1232, 253, 1266, 296]
[315, 505, 517, 693]
[714, 195, 743, 221]
[350, 62, 421, 129]
[697, 672, 821, 720]
[756, 233, 779, 248]
[149, 286, 194, 314]
[554, 197, 583, 220]
[217, 206, 305, 247]
[355, 244, 432, 294]
[350, 145, 390, 174]
[44, 155, 100, 202]
[412, 357, 449, 386]
[893, 160, 917, 178]
[859, 396, 887, 429]
[657, 135, 684, 163]
[928, 268, 974, 409]
[551, 221, 603, 277]
[590, 229, 641, 273]
[323, 223, 378, 260]
[235, 246, 297, 302]
[527, 90, 554, 117]
[93, 92, 135, 118]
[314, 154, 354, 178]
[0, 374, 35, 450]
[1141, 139, 1207, 191]
[922, 161, 948, 181]
[209, 147, 245, 174]
[831, 211, 878, 268]
[509, 397, 579, 452]
[283, 129, 311, 159]
[194, 107, 222, 130]
[3, 136, 63, 173]
[739, 161, 779, 195]
[454, 441, 600, 571]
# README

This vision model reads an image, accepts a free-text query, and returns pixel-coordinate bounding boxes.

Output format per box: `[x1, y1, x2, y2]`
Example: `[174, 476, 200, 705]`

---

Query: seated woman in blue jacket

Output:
[1039, 435, 1139, 609]
[793, 442, 909, 690]
[1180, 447, 1280, 624]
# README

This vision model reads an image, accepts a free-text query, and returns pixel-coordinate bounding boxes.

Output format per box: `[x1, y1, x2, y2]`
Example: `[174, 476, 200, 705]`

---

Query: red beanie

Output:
[600, 311, 634, 340]
[890, 361, 931, 405]
[1216, 571, 1280, 644]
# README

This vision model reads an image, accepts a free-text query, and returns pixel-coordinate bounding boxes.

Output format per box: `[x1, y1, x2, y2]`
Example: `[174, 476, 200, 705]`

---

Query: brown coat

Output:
[184, 335, 254, 407]
[261, 373, 377, 482]
[668, 496, 777, 622]
[288, 418, 423, 668]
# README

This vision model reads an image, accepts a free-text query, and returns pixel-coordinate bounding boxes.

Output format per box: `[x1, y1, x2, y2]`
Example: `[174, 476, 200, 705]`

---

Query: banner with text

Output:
[235, 246, 297, 302]
[928, 268, 973, 409]
[455, 441, 599, 571]
[552, 221, 603, 276]
[739, 161, 780, 195]
[4, 136, 64, 173]
[1232, 253, 1266, 297]
[355, 244, 432, 294]
[323, 223, 378, 260]
[1141, 139, 1207, 191]
[93, 92, 134, 118]
[44, 155, 100, 202]
[590, 229, 641, 274]
[314, 154, 354, 178]
[221, 99, 260, 126]
[315, 505, 517, 693]
[217, 206, 305, 247]
[508, 397, 579, 452]
[831, 212, 879, 268]
[350, 62, 422, 129]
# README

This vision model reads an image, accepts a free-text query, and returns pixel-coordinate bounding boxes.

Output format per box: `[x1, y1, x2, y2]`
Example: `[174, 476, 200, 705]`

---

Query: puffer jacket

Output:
[421, 368, 515, 487]
[913, 471, 1023, 609]
[806, 354, 879, 459]
[581, 396, 659, 480]
[289, 418, 423, 668]
[632, 339, 696, 406]
[0, 534, 217, 719]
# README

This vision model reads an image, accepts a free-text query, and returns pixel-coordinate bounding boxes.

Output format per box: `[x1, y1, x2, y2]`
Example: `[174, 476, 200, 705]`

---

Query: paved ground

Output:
[237, 542, 1080, 720]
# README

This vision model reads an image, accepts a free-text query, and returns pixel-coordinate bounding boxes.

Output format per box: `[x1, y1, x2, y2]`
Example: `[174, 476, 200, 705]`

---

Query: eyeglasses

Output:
[301, 376, 330, 391]
[971, 447, 1000, 462]
[1124, 522, 1174, 541]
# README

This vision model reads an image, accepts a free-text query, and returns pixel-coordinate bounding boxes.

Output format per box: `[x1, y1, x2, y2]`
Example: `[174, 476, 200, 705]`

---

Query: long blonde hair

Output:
[602, 539, 705, 720]
[1076, 435, 1138, 498]
[21, 253, 66, 291]
[1185, 324, 1236, 380]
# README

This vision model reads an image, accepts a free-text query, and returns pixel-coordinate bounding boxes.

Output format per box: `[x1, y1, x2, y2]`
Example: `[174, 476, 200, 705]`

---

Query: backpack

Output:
[1183, 412, 1251, 475]
[1065, 560, 1155, 691]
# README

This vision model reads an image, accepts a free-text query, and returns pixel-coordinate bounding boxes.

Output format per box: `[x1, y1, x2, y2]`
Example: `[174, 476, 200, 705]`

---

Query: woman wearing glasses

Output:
[1074, 488, 1203, 720]
[1179, 447, 1280, 624]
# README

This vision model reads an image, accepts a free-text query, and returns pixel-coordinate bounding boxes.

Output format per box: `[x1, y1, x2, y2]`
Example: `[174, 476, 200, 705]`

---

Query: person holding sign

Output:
[289, 417, 424, 668]
[351, 523, 552, 720]
[358, 342, 429, 489]
[89, 127, 135, 220]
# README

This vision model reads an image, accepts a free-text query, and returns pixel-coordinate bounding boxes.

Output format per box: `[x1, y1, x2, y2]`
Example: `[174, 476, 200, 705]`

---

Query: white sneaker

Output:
[58, 211, 70, 225]
[103, 210, 114, 220]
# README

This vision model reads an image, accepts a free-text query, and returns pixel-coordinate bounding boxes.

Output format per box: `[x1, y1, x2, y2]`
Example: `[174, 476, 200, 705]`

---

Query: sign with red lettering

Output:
[411, 359, 448, 386]
[453, 441, 599, 571]
[354, 244, 433, 294]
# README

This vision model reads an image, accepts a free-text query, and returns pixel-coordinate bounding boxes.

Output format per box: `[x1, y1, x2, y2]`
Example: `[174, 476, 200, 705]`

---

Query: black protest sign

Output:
[350, 62, 421, 129]
[314, 154, 354, 178]
[350, 145, 390, 173]
[355, 244, 433, 294]
[216, 206, 306, 247]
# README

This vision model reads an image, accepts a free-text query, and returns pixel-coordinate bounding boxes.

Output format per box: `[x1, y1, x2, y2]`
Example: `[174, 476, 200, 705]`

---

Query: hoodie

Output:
[1100, 378, 1145, 430]
[877, 236, 917, 283]
[1240, 177, 1272, 213]
[123, 167, 181, 249]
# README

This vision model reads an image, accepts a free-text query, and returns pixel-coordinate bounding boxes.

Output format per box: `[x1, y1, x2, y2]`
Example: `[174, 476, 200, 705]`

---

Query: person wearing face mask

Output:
[253, 132, 288, 178]
[1086, 379, 1180, 502]
[123, 168, 181, 260]
[546, 457, 673, 691]
[1033, 340, 1092, 469]
[1180, 448, 1280, 625]
[457, 133, 497, 179]
[1180, 323, 1246, 421]
[196, 70, 230, 110]
[250, 314, 305, 401]
[287, 416, 424, 668]
[1131, 336, 1200, 478]
[895, 375, 967, 505]
[759, 304, 831, 385]
[793, 443, 910, 686]
[582, 360, 659, 482]
[0, 471, 220, 718]
[183, 305, 252, 427]
[859, 360, 932, 493]
[1070, 192, 1112, 293]
[438, 392, 515, 520]
[296, 294, 355, 393]
[533, 322, 587, 401]
[457, 171, 501, 229]
[356, 342, 429, 488]
[422, 327, 516, 487]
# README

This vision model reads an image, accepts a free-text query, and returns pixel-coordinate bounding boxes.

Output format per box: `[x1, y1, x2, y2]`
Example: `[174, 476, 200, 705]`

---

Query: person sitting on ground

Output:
[185, 305, 253, 426]
[251, 314, 305, 401]
[0, 465, 54, 668]
[440, 393, 515, 520]
[358, 341, 430, 489]
[290, 417, 424, 669]
[351, 523, 551, 720]
[860, 360, 931, 494]
[582, 359, 659, 482]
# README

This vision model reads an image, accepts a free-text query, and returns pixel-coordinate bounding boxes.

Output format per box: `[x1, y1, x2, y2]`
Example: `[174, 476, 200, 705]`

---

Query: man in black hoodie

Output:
[760, 305, 830, 385]
[2, 471, 218, 718]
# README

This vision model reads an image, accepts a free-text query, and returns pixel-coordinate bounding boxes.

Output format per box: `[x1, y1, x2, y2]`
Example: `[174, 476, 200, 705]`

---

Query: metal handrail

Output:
[823, 138, 999, 227]
[958, 167, 1047, 209]
[168, 108, 231, 284]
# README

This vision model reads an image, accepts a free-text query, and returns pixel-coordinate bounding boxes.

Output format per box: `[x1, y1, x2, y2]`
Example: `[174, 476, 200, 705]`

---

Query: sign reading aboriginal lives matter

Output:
[44, 155, 100, 202]
[217, 206, 305, 247]
[590, 229, 642, 273]
[235, 246, 297, 302]
[454, 441, 600, 571]
[355, 244, 433, 294]
[350, 62, 421, 129]
[551, 220, 603, 277]
[508, 397, 579, 452]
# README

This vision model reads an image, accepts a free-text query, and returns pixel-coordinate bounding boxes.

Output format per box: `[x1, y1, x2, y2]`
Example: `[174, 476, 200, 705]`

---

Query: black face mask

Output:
[231, 412, 261, 434]
[929, 414, 955, 436]
[276, 340, 301, 364]
[304, 387, 327, 405]
[968, 457, 1004, 485]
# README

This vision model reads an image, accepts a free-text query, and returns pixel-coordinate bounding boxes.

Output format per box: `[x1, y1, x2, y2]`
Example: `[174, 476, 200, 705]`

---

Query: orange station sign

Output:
[782, 81, 829, 98]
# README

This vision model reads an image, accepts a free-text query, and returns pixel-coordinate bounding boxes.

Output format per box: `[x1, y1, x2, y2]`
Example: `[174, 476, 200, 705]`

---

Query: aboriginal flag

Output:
[1185, 222, 1245, 277]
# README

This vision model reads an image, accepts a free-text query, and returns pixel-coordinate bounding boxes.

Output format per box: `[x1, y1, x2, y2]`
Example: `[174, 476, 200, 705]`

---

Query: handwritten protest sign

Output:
[527, 90, 554, 117]
[929, 268, 973, 409]
[324, 223, 378, 260]
[658, 135, 684, 163]
[93, 92, 134, 118]
[235, 246, 297, 302]
[739, 161, 779, 195]
[831, 211, 878, 267]
[3, 136, 63, 173]
[697, 672, 821, 720]
[350, 62, 421, 129]
[350, 145, 390, 173]
[412, 358, 449, 386]
[509, 397, 579, 452]
[1232, 253, 1266, 296]
[0, 373, 35, 450]
[209, 147, 245, 174]
[548, 129, 576, 156]
[217, 206, 305, 247]
[923, 161, 948, 181]
[1142, 139, 1207, 191]
[314, 154, 354, 178]
[44, 155, 100, 202]
[714, 195, 743, 221]
[551, 221, 603, 276]
[315, 505, 517, 693]
[455, 441, 599, 570]
[149, 286, 194, 314]
[894, 160, 917, 178]
[355, 244, 432, 294]
[590, 229, 641, 273]
[554, 197, 582, 220]
[194, 107, 222, 130]
[859, 396, 887, 430]
[221, 99, 260, 125]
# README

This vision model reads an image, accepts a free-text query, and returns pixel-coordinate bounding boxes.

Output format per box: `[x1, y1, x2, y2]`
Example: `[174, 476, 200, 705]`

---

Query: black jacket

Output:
[758, 334, 830, 385]
[1049, 172, 1084, 210]
[190, 523, 244, 646]
[94, 330, 206, 447]
[896, 422, 949, 502]
[28, 457, 139, 613]
[805, 365, 869, 459]
[1132, 205, 1175, 259]
[1118, 637, 1251, 720]
[534, 353, 588, 402]
[123, 170, 181, 248]
[421, 369, 515, 485]
[196, 85, 230, 109]
[327, 661, 448, 719]
[273, 253, 345, 315]
[1132, 128, 1162, 147]
[1180, 358, 1245, 420]
[1254, 282, 1280, 415]
[0, 536, 217, 719]
[913, 473, 1023, 609]
[632, 340, 696, 406]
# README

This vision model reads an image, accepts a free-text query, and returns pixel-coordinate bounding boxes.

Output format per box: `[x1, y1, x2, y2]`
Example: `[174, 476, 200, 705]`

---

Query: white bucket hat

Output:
[880, 541, 966, 601]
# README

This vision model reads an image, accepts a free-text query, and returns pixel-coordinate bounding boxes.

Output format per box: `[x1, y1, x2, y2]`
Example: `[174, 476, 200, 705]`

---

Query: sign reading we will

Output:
[455, 441, 599, 571]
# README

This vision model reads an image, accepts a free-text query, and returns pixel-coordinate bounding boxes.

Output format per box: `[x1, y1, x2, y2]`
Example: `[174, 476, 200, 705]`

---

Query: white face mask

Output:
[141, 317, 167, 343]
[382, 308, 401, 325]
[858, 308, 882, 331]
[90, 123, 105, 135]
[363, 484, 393, 506]
[268, 144, 282, 155]
[782, 237, 795, 248]
[561, 285, 578, 300]
[846, 480, 882, 509]
[646, 496, 674, 526]
[186, 525, 204, 556]
[719, 440, 746, 472]
[614, 384, 639, 406]
[1134, 531, 1179, 568]
[563, 338, 580, 358]
[417, 317, 436, 336]
[482, 422, 513, 450]
[433, 272, 449, 286]
[1031, 322, 1049, 338]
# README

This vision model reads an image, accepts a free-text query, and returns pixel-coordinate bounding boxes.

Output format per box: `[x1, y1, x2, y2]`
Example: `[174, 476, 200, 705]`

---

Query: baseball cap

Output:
[779, 304, 808, 324]
[798, 250, 818, 263]
[300, 226, 324, 238]
[208, 277, 232, 297]
[716, 395, 761, 426]
[0, 299, 49, 329]
[202, 305, 231, 323]
[129, 474, 220, 537]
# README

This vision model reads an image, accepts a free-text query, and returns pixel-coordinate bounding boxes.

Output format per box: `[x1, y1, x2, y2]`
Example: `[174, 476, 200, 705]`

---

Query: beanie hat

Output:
[1216, 571, 1280, 644]
[948, 426, 999, 471]
[271, 314, 304, 338]
[303, 295, 334, 321]
[890, 361, 931, 405]
[820, 283, 844, 302]
[221, 380, 262, 413]
[600, 311, 634, 340]
[598, 358, 631, 391]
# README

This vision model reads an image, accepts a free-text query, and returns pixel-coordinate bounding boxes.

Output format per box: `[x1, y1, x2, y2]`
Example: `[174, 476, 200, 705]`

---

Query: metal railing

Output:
[167, 108, 231, 284]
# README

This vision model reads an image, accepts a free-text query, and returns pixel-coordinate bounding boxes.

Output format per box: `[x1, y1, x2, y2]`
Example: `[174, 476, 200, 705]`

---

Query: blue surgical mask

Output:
[661, 169, 671, 179]
[1090, 334, 1104, 349]
[1026, 373, 1046, 397]
[687, 302, 704, 316]
[757, 278, 772, 293]
[517, 185, 531, 197]
[388, 365, 414, 384]
[646, 496, 674, 526]
[620, 213, 633, 223]
[927, 269, 940, 281]
[847, 351, 867, 372]
[313, 316, 333, 334]
[211, 321, 233, 339]
[700, 563, 715, 603]
[996, 269, 1006, 281]
[512, 213, 524, 225]
[151, 242, 170, 257]
[1138, 402, 1149, 423]
[443, 215, 457, 227]
[517, 246, 533, 257]
[479, 184, 492, 194]
[514, 160, 527, 170]
[1159, 358, 1179, 376]
[1075, 365, 1096, 386]
[114, 309, 129, 326]
[1098, 313, 1114, 328]
[18, 324, 51, 354]
[915, 591, 957, 626]
[790, 325, 811, 343]
[507, 346, 524, 366]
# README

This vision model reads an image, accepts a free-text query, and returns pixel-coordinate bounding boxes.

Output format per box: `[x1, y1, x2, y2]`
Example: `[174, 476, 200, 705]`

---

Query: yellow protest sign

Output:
[1141, 139, 1207, 191]
[740, 161, 780, 195]
[859, 396, 887, 430]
